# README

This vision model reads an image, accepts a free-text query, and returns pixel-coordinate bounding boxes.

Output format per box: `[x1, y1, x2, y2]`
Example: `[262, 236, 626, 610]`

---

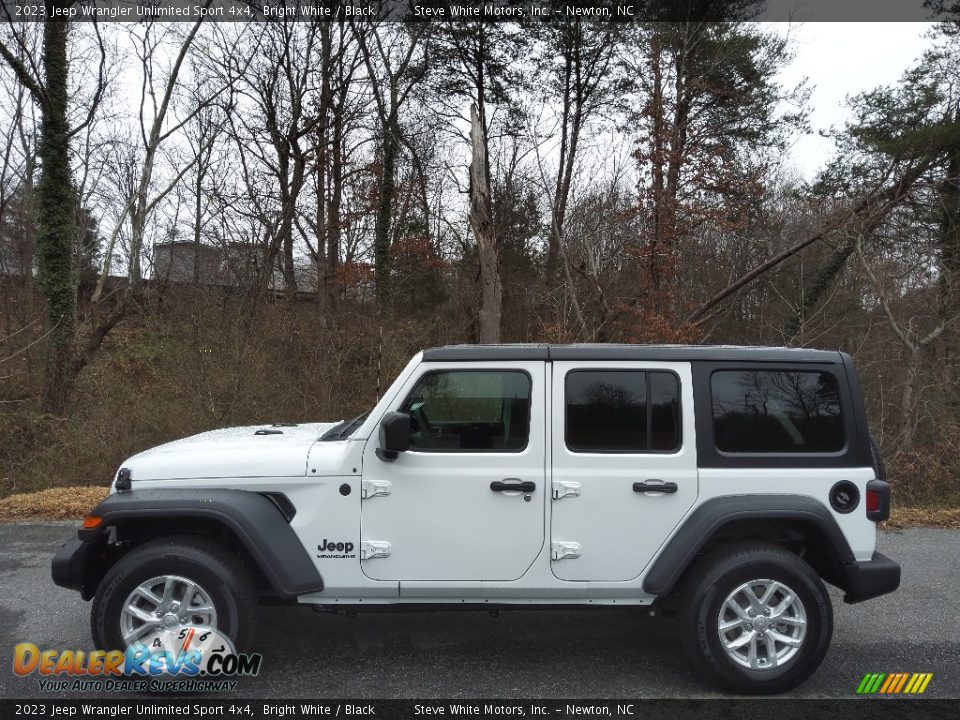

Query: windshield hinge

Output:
[361, 479, 392, 500]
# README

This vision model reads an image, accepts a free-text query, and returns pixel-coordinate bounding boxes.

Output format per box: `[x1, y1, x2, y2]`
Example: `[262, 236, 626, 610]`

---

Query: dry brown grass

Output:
[883, 506, 960, 529]
[0, 486, 109, 521]
[2, 485, 959, 529]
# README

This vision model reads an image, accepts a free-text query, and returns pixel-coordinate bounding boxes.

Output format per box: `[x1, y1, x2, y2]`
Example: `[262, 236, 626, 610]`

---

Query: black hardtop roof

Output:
[422, 343, 845, 364]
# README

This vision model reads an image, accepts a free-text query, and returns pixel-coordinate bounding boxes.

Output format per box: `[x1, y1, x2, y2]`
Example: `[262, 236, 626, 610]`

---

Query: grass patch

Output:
[882, 507, 960, 529]
[0, 486, 109, 521]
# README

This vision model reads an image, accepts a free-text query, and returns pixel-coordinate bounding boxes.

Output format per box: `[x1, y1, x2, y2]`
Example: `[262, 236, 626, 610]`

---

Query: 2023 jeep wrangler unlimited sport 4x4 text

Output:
[52, 344, 900, 694]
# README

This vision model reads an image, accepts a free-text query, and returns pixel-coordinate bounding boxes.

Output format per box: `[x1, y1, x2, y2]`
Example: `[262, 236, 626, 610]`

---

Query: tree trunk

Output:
[647, 35, 667, 290]
[193, 157, 205, 285]
[37, 10, 76, 414]
[316, 26, 331, 314]
[899, 346, 922, 449]
[326, 91, 344, 311]
[546, 52, 572, 286]
[469, 103, 501, 344]
[277, 155, 303, 301]
[280, 210, 297, 299]
[374, 105, 398, 306]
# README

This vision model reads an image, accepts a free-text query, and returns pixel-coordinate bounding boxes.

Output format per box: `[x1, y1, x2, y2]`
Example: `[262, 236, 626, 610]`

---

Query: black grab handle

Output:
[491, 479, 536, 493]
[633, 481, 678, 494]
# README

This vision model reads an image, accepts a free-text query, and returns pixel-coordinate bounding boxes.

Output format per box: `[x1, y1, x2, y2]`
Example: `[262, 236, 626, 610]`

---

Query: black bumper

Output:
[51, 536, 95, 600]
[841, 551, 900, 604]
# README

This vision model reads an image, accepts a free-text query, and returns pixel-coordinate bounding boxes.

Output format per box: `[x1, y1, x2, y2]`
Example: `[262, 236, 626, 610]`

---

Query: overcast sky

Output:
[774, 22, 937, 180]
[100, 21, 943, 205]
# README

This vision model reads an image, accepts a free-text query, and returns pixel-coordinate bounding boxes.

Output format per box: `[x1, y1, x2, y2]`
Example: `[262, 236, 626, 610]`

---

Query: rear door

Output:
[549, 361, 697, 581]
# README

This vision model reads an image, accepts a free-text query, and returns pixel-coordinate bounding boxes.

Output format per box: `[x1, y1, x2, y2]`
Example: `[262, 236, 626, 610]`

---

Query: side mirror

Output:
[377, 411, 410, 461]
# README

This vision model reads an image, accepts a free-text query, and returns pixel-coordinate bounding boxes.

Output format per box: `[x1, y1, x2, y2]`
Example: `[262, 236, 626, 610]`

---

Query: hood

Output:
[122, 422, 340, 481]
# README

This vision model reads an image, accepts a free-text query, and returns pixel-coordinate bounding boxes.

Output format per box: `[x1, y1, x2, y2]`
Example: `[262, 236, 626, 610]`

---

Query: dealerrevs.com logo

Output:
[14, 627, 262, 692]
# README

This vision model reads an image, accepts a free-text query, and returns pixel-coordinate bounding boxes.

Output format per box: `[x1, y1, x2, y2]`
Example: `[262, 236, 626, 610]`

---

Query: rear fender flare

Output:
[642, 495, 855, 596]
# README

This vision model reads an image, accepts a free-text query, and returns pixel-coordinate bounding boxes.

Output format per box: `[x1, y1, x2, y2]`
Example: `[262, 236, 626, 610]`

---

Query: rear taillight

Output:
[865, 479, 890, 522]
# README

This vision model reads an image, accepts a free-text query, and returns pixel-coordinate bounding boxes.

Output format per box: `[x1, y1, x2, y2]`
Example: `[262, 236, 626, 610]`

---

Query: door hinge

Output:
[551, 541, 581, 560]
[552, 480, 581, 500]
[360, 540, 391, 560]
[361, 479, 391, 499]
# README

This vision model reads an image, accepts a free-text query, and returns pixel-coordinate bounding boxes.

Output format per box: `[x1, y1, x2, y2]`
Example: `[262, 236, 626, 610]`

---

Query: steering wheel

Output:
[409, 404, 432, 448]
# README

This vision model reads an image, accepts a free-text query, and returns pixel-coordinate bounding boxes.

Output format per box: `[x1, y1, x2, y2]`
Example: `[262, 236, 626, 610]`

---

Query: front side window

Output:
[399, 370, 531, 452]
[565, 370, 681, 453]
[711, 370, 845, 453]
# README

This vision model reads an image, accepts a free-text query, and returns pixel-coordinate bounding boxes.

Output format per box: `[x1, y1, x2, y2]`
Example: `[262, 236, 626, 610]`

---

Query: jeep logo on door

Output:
[317, 539, 356, 559]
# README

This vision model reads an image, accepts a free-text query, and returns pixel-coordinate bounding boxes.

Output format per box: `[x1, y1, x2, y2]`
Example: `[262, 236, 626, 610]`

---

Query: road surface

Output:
[1, 523, 956, 699]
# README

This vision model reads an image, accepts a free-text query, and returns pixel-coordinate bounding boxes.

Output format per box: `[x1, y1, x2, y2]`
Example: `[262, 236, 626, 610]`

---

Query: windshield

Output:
[319, 411, 370, 441]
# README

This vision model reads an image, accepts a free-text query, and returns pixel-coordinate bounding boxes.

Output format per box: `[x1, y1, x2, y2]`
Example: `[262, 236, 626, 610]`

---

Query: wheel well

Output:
[81, 517, 274, 599]
[680, 518, 847, 590]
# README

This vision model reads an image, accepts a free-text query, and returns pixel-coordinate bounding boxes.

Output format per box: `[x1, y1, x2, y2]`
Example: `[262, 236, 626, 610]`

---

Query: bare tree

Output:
[220, 20, 335, 302]
[355, 20, 428, 305]
[856, 231, 959, 447]
[100, 16, 219, 299]
[469, 103, 501, 343]
[310, 20, 364, 314]
[537, 20, 622, 291]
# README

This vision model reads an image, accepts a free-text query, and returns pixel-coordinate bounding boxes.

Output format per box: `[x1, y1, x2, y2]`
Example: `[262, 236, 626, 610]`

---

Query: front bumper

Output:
[842, 551, 901, 604]
[51, 536, 95, 600]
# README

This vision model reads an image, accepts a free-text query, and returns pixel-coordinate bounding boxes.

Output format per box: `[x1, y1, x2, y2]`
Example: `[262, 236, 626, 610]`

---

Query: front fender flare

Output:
[78, 488, 323, 597]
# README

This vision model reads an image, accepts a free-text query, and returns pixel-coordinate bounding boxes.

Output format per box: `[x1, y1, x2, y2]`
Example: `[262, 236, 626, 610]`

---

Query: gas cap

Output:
[829, 480, 860, 514]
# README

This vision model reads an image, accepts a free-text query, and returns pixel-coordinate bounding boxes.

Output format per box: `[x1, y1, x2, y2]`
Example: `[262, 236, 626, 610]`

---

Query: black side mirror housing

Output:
[377, 411, 411, 461]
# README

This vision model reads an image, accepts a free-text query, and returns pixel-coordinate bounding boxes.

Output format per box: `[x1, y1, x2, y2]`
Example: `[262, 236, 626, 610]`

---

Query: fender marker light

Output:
[82, 515, 103, 529]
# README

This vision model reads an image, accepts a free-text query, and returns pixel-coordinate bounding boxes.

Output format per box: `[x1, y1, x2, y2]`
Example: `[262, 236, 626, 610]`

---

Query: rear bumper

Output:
[841, 551, 900, 604]
[51, 536, 94, 599]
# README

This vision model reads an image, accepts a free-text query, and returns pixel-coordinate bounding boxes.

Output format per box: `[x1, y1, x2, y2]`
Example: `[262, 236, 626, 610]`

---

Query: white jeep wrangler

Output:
[53, 344, 899, 694]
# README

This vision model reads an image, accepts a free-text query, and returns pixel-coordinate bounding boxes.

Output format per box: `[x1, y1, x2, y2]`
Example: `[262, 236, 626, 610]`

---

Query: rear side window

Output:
[565, 370, 681, 453]
[711, 370, 845, 453]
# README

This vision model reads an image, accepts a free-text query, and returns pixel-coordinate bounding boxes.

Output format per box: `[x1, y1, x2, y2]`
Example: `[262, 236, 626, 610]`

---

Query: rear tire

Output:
[678, 543, 832, 694]
[90, 536, 258, 653]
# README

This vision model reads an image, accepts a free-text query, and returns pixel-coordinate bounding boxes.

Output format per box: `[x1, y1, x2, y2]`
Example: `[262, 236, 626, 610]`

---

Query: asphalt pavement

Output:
[0, 522, 957, 699]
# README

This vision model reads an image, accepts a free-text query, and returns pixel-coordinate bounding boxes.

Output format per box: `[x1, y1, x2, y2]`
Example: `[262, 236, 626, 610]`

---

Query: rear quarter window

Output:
[711, 370, 845, 454]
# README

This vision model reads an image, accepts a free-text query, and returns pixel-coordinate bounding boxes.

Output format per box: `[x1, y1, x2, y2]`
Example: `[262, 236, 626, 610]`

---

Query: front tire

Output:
[90, 536, 258, 653]
[679, 543, 833, 694]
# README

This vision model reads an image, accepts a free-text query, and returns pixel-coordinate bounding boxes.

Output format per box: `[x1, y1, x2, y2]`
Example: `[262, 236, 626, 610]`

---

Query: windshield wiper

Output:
[320, 411, 369, 441]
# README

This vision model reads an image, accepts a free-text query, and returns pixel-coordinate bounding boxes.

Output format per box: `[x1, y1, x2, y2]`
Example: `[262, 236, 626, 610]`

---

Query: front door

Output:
[360, 362, 546, 582]
[549, 361, 698, 581]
